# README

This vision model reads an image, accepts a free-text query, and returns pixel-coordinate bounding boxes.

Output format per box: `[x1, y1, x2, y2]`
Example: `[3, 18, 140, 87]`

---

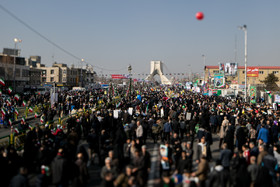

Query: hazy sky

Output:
[0, 0, 279, 76]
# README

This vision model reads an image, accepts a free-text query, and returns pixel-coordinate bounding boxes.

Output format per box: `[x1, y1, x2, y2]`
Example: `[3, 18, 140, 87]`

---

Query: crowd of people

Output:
[0, 85, 280, 187]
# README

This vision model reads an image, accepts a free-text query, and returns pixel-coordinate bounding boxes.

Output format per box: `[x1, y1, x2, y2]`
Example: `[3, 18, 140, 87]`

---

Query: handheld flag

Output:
[21, 117, 25, 123]
[29, 107, 34, 113]
[6, 98, 12, 106]
[8, 86, 13, 94]
[0, 78, 5, 86]
[0, 89, 2, 96]
[22, 100, 27, 107]
[1, 108, 6, 116]
[15, 108, 19, 116]
[14, 128, 19, 134]
[264, 89, 272, 98]
[35, 112, 39, 118]
[14, 94, 20, 101]
[9, 119, 13, 126]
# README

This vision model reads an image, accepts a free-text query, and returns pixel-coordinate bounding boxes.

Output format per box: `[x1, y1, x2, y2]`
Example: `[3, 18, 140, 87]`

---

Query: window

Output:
[50, 77, 54, 82]
[15, 69, 20, 77]
[273, 71, 279, 74]
[243, 71, 245, 74]
[242, 81, 245, 84]
[50, 70, 54, 74]
[213, 70, 219, 73]
[259, 71, 264, 74]
[22, 70, 29, 77]
[62, 78, 66, 82]
[42, 78, 46, 82]
[42, 70, 46, 76]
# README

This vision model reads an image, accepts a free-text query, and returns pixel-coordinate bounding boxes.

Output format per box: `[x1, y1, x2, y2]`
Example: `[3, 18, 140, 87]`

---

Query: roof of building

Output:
[205, 65, 280, 70]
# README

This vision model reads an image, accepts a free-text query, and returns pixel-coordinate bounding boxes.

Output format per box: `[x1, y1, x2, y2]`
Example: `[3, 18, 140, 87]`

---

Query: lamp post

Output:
[13, 38, 21, 92]
[80, 58, 84, 87]
[202, 54, 206, 84]
[238, 25, 247, 102]
[128, 65, 132, 98]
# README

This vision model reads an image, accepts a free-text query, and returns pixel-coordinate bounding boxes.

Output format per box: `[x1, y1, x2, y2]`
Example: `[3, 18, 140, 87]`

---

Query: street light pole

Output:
[13, 38, 21, 92]
[128, 65, 132, 98]
[202, 54, 206, 84]
[80, 58, 84, 87]
[239, 25, 247, 102]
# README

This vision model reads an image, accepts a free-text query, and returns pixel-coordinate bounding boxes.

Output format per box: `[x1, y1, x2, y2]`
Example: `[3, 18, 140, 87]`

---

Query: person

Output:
[192, 155, 209, 187]
[163, 118, 172, 142]
[51, 148, 68, 187]
[75, 152, 89, 187]
[176, 151, 192, 175]
[257, 124, 270, 145]
[219, 116, 229, 149]
[242, 145, 251, 165]
[100, 157, 118, 180]
[196, 136, 211, 162]
[114, 165, 133, 187]
[247, 156, 259, 187]
[257, 145, 268, 165]
[136, 121, 143, 144]
[10, 167, 28, 187]
[220, 143, 232, 170]
[207, 160, 230, 187]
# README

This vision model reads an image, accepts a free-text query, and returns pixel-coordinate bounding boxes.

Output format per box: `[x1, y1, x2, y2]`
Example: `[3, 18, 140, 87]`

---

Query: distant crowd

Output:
[0, 86, 280, 187]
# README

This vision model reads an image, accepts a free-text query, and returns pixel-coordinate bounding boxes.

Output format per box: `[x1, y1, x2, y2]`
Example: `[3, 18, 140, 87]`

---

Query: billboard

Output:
[250, 86, 256, 104]
[214, 73, 224, 88]
[224, 63, 238, 76]
[111, 74, 128, 79]
[219, 63, 224, 73]
[247, 67, 259, 77]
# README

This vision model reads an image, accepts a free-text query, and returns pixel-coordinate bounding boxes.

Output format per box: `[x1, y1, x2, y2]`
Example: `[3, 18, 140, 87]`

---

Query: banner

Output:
[214, 73, 224, 88]
[111, 74, 128, 79]
[224, 63, 238, 76]
[247, 67, 259, 77]
[219, 63, 224, 73]
[249, 86, 256, 104]
[275, 95, 280, 103]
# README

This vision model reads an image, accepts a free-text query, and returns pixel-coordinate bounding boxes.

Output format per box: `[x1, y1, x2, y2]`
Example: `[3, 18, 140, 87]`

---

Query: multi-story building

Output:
[39, 62, 95, 88]
[205, 65, 280, 86]
[0, 53, 29, 92]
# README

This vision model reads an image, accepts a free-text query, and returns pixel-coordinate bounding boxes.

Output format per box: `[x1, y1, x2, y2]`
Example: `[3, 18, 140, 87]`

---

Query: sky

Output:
[0, 0, 280, 77]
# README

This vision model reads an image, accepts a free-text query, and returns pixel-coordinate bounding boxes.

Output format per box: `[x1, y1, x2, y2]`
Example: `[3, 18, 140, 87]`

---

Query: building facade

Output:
[0, 54, 29, 92]
[205, 65, 280, 86]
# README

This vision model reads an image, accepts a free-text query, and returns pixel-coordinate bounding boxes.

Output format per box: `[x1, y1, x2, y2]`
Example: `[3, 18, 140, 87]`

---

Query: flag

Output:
[0, 89, 2, 96]
[35, 112, 39, 118]
[14, 128, 19, 134]
[8, 86, 13, 94]
[9, 118, 12, 125]
[21, 117, 25, 123]
[15, 108, 19, 116]
[22, 100, 27, 107]
[29, 107, 34, 113]
[264, 89, 272, 98]
[1, 108, 6, 116]
[14, 94, 20, 101]
[0, 78, 5, 86]
[6, 98, 11, 106]
[40, 116, 44, 124]
[28, 125, 33, 130]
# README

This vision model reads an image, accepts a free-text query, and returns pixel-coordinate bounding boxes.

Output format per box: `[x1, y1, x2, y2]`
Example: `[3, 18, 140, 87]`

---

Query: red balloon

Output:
[196, 12, 204, 20]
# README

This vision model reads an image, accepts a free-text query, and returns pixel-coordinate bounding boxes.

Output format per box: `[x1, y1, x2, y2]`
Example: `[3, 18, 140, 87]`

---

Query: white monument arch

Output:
[145, 61, 171, 85]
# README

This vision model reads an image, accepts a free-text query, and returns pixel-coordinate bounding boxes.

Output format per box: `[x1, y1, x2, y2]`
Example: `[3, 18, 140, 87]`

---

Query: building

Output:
[0, 53, 29, 92]
[204, 65, 280, 86]
[39, 62, 95, 87]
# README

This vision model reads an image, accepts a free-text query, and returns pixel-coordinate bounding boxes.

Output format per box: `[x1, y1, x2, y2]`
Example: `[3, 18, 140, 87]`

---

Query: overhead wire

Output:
[0, 4, 127, 72]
